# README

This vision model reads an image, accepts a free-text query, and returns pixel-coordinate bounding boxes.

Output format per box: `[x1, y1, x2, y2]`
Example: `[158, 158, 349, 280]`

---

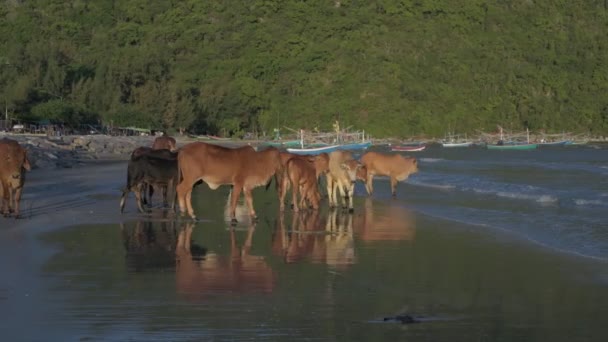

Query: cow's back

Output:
[361, 152, 415, 177]
[152, 136, 177, 151]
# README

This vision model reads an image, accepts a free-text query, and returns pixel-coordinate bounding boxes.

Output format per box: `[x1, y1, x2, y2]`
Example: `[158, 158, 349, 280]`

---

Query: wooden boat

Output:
[487, 143, 538, 150]
[391, 145, 426, 152]
[287, 141, 371, 155]
[538, 140, 573, 146]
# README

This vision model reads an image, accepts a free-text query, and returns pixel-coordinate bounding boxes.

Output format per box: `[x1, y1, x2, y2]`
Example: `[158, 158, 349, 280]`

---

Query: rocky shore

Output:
[0, 134, 160, 169]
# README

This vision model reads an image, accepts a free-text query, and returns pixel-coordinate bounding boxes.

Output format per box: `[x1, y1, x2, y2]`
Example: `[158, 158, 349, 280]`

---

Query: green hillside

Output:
[1, 0, 607, 138]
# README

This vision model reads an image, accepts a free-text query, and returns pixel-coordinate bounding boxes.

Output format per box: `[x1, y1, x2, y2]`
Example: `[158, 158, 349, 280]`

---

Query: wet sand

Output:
[1, 161, 608, 341]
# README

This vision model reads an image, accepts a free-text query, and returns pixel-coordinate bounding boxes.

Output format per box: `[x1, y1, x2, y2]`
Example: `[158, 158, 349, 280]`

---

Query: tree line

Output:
[1, 0, 607, 138]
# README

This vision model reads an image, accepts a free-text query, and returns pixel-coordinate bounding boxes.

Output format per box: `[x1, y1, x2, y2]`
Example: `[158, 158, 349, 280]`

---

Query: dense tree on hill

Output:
[1, 0, 607, 137]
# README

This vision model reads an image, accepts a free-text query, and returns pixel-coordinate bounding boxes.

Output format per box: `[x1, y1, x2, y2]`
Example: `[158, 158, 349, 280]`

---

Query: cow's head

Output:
[340, 160, 363, 184]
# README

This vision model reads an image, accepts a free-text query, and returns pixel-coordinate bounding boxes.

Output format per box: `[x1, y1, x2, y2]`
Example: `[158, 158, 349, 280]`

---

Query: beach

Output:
[1, 141, 608, 341]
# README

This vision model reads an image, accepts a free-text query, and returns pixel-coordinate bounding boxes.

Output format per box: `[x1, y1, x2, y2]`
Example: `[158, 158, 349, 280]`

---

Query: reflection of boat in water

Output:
[272, 209, 356, 269]
[175, 222, 276, 300]
[354, 198, 416, 242]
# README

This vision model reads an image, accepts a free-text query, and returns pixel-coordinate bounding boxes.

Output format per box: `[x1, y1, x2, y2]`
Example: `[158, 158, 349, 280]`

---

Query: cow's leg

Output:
[148, 183, 155, 206]
[244, 187, 257, 221]
[337, 181, 349, 210]
[134, 184, 148, 213]
[279, 174, 289, 211]
[0, 181, 9, 217]
[390, 177, 398, 197]
[185, 188, 195, 219]
[229, 184, 243, 224]
[13, 186, 23, 219]
[291, 178, 300, 212]
[176, 180, 189, 216]
[326, 177, 336, 208]
[365, 174, 374, 195]
[347, 183, 355, 213]
[162, 184, 168, 207]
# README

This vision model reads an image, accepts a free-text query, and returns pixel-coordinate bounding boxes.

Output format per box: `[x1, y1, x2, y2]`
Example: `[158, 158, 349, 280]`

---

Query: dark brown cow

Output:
[152, 136, 177, 151]
[176, 142, 281, 222]
[360, 152, 418, 196]
[0, 138, 31, 218]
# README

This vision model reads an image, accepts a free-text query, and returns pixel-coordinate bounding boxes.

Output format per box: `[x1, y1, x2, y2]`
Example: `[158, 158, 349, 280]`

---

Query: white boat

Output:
[441, 141, 473, 148]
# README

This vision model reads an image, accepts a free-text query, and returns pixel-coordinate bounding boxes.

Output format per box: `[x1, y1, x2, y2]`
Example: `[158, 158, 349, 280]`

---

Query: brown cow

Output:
[176, 142, 281, 222]
[326, 150, 363, 212]
[360, 151, 418, 196]
[0, 138, 31, 218]
[152, 136, 177, 151]
[280, 153, 329, 212]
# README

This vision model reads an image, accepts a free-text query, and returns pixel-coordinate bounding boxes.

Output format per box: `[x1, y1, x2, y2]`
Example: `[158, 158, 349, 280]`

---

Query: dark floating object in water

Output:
[383, 314, 420, 324]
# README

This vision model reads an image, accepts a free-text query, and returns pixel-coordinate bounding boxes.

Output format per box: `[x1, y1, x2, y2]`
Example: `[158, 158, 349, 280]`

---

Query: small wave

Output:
[469, 188, 558, 204]
[496, 192, 559, 204]
[419, 158, 444, 163]
[410, 181, 456, 191]
[574, 199, 608, 207]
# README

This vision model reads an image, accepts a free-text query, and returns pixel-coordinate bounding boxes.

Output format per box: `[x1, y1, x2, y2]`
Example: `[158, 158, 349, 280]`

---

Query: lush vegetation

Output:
[1, 0, 608, 138]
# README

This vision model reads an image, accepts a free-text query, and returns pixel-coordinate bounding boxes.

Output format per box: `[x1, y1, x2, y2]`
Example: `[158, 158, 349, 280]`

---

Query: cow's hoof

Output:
[348, 208, 354, 213]
[231, 218, 238, 225]
[14, 214, 21, 220]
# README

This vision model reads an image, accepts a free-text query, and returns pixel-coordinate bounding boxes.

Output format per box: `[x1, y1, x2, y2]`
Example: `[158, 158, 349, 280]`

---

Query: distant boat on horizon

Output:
[287, 141, 372, 155]
[391, 145, 426, 152]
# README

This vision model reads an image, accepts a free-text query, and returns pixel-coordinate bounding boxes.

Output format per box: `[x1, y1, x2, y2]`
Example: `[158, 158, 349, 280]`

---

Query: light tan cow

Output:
[152, 136, 177, 151]
[326, 150, 363, 212]
[360, 151, 418, 197]
[176, 142, 281, 222]
[0, 138, 31, 218]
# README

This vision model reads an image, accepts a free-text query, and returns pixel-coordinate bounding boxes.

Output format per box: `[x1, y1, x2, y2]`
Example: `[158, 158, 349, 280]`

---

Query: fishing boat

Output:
[287, 141, 372, 155]
[391, 145, 426, 152]
[441, 141, 473, 148]
[486, 143, 538, 150]
[538, 140, 573, 146]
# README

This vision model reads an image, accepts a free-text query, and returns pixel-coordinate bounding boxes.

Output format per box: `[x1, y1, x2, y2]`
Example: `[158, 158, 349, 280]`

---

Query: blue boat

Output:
[287, 141, 372, 155]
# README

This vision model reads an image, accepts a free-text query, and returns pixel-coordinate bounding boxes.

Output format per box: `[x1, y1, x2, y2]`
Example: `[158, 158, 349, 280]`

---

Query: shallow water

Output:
[2, 146, 608, 341]
[23, 183, 608, 341]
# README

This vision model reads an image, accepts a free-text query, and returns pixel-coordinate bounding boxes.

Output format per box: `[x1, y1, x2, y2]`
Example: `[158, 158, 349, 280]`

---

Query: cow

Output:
[152, 136, 177, 151]
[0, 138, 31, 218]
[176, 142, 282, 222]
[120, 150, 178, 213]
[360, 151, 418, 197]
[326, 150, 363, 212]
[280, 153, 329, 212]
[129, 147, 177, 206]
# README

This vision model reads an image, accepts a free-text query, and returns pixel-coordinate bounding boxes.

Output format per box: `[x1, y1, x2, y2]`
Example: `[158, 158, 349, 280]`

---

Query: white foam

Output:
[495, 191, 559, 204]
[410, 181, 456, 191]
[419, 158, 444, 163]
[574, 199, 608, 206]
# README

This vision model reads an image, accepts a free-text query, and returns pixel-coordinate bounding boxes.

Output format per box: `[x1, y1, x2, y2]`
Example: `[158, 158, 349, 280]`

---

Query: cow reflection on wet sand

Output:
[354, 198, 416, 242]
[175, 223, 276, 300]
[273, 209, 356, 269]
[121, 218, 178, 272]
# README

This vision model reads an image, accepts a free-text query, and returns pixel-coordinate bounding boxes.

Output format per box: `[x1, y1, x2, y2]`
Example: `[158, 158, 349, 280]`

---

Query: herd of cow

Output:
[119, 136, 419, 223]
[0, 136, 418, 222]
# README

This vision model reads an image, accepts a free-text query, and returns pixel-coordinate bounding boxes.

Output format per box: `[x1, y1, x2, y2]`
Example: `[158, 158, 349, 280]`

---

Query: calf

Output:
[0, 138, 31, 218]
[130, 147, 177, 206]
[326, 150, 363, 212]
[279, 152, 329, 211]
[360, 152, 418, 196]
[176, 142, 282, 222]
[284, 158, 322, 212]
[120, 151, 178, 213]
